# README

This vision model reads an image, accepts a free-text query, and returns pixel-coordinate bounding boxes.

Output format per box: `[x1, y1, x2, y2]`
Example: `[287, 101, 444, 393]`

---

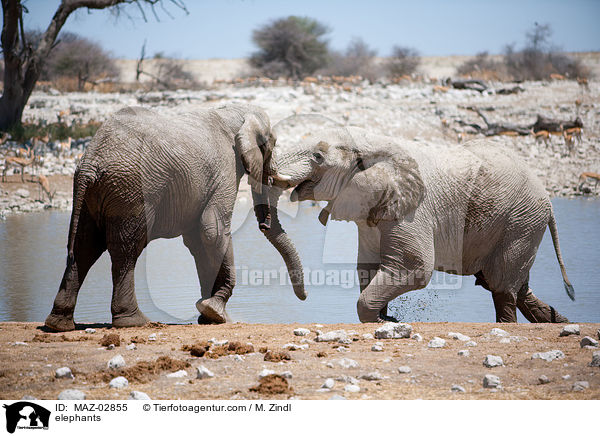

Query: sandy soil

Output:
[1, 322, 598, 400]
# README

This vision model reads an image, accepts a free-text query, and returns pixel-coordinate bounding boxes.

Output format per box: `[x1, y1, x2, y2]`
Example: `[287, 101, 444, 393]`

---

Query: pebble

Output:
[281, 371, 293, 379]
[490, 328, 509, 337]
[362, 333, 374, 340]
[531, 350, 565, 362]
[562, 374, 571, 380]
[125, 343, 137, 350]
[427, 337, 446, 348]
[258, 368, 275, 379]
[283, 343, 309, 350]
[371, 342, 384, 352]
[580, 336, 599, 348]
[321, 378, 335, 389]
[572, 381, 589, 391]
[106, 344, 115, 350]
[315, 330, 348, 343]
[483, 374, 501, 388]
[293, 328, 310, 336]
[166, 370, 188, 378]
[538, 375, 550, 384]
[84, 328, 96, 334]
[328, 394, 346, 400]
[465, 341, 477, 347]
[483, 355, 504, 368]
[12, 341, 28, 346]
[590, 351, 600, 367]
[209, 338, 228, 346]
[336, 358, 360, 369]
[336, 346, 349, 352]
[360, 372, 383, 381]
[559, 324, 580, 337]
[129, 391, 151, 400]
[15, 188, 30, 198]
[458, 350, 470, 357]
[448, 332, 471, 341]
[374, 322, 412, 339]
[314, 324, 324, 328]
[107, 354, 126, 369]
[397, 366, 412, 374]
[451, 385, 466, 393]
[109, 376, 129, 388]
[344, 384, 361, 393]
[196, 366, 215, 379]
[411, 333, 423, 342]
[148, 333, 157, 341]
[336, 375, 359, 385]
[58, 389, 86, 400]
[21, 395, 37, 400]
[232, 355, 245, 362]
[55, 367, 74, 379]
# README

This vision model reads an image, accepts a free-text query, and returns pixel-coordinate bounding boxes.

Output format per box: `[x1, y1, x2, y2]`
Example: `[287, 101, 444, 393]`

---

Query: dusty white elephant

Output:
[267, 126, 573, 323]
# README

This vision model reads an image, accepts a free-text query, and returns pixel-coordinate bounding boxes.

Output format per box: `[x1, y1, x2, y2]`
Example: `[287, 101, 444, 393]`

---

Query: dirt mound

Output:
[182, 341, 210, 357]
[316, 351, 327, 358]
[249, 374, 292, 395]
[184, 340, 255, 358]
[90, 356, 190, 384]
[32, 333, 91, 343]
[264, 350, 291, 362]
[99, 334, 120, 347]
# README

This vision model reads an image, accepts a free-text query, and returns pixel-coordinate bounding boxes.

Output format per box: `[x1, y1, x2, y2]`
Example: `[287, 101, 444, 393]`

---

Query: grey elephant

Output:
[267, 126, 573, 323]
[45, 104, 306, 332]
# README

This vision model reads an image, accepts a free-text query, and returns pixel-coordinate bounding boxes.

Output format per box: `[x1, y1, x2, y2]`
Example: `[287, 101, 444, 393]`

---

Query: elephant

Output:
[45, 104, 306, 332]
[267, 126, 573, 323]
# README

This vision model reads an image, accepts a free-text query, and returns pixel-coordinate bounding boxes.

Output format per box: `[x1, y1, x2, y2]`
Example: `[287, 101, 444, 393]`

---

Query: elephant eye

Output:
[312, 152, 324, 164]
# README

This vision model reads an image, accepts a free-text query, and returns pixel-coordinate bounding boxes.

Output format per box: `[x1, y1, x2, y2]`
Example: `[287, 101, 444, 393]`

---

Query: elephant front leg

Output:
[357, 262, 395, 321]
[196, 241, 235, 324]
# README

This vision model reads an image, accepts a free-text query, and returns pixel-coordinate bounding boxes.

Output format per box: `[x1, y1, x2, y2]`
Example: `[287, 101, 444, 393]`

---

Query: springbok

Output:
[534, 130, 550, 146]
[55, 137, 72, 157]
[578, 172, 600, 191]
[36, 174, 55, 203]
[2, 148, 35, 182]
[564, 127, 582, 144]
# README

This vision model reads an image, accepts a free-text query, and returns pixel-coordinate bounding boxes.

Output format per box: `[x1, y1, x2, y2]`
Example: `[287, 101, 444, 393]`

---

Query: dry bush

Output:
[456, 51, 508, 81]
[385, 45, 421, 77]
[318, 38, 382, 81]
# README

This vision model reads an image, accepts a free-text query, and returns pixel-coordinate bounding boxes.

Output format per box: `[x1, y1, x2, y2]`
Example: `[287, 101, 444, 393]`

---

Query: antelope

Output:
[2, 148, 35, 182]
[563, 131, 574, 152]
[534, 130, 550, 146]
[564, 127, 582, 144]
[578, 172, 600, 191]
[550, 73, 566, 80]
[498, 130, 519, 137]
[577, 77, 589, 89]
[36, 174, 55, 203]
[55, 137, 72, 157]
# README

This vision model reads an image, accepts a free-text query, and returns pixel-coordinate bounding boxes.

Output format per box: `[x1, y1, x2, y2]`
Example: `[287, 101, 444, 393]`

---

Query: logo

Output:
[3, 402, 50, 433]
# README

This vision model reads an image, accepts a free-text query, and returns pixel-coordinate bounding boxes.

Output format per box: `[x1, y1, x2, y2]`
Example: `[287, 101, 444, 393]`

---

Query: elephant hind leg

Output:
[517, 283, 569, 323]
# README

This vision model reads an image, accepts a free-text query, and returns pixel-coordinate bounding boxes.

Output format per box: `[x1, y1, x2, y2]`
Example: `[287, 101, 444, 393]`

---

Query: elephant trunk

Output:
[252, 186, 307, 300]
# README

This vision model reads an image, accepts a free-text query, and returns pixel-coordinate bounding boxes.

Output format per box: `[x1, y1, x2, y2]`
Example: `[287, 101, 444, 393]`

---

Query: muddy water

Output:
[0, 198, 598, 324]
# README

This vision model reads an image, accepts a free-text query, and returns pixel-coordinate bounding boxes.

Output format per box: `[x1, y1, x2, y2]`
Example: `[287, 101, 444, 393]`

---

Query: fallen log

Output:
[465, 106, 530, 136]
[531, 115, 583, 133]
[446, 78, 488, 93]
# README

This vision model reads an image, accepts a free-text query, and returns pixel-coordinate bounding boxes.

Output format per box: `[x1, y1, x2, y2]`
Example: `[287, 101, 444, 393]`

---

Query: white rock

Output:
[374, 322, 412, 339]
[344, 384, 360, 393]
[531, 350, 565, 362]
[538, 375, 550, 384]
[196, 366, 215, 379]
[411, 333, 423, 342]
[129, 391, 151, 400]
[483, 355, 504, 368]
[106, 344, 115, 350]
[232, 354, 245, 362]
[148, 333, 157, 341]
[451, 385, 466, 393]
[12, 341, 28, 346]
[281, 371, 293, 379]
[590, 351, 600, 367]
[107, 354, 126, 369]
[572, 381, 589, 391]
[499, 338, 510, 344]
[458, 350, 470, 357]
[109, 376, 129, 388]
[562, 374, 571, 380]
[209, 338, 229, 346]
[58, 389, 86, 400]
[448, 332, 471, 341]
[336, 346, 349, 352]
[283, 343, 309, 350]
[166, 370, 188, 378]
[293, 328, 310, 336]
[397, 366, 412, 374]
[336, 358, 359, 369]
[483, 374, 501, 388]
[55, 367, 73, 379]
[559, 324, 580, 337]
[580, 336, 599, 348]
[84, 328, 96, 334]
[321, 378, 335, 389]
[465, 340, 477, 347]
[362, 333, 374, 340]
[315, 330, 348, 343]
[490, 328, 509, 337]
[328, 394, 346, 400]
[336, 375, 360, 385]
[371, 342, 384, 352]
[125, 343, 137, 350]
[427, 337, 446, 348]
[15, 188, 30, 198]
[258, 368, 275, 379]
[21, 395, 37, 400]
[360, 372, 383, 381]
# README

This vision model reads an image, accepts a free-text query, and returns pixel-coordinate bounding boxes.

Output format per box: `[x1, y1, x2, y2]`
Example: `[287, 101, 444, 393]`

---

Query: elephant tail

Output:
[66, 170, 95, 265]
[548, 210, 575, 301]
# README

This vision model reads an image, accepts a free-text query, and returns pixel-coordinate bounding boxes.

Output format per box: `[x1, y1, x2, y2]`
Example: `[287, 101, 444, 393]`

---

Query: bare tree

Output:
[386, 45, 420, 77]
[136, 47, 197, 90]
[320, 37, 380, 80]
[0, 0, 188, 131]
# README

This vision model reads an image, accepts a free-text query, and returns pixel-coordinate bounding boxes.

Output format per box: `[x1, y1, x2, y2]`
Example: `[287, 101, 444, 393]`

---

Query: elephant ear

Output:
[235, 113, 265, 194]
[329, 152, 425, 226]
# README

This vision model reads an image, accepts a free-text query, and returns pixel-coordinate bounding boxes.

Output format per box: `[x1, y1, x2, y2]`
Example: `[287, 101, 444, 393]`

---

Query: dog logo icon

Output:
[3, 402, 50, 433]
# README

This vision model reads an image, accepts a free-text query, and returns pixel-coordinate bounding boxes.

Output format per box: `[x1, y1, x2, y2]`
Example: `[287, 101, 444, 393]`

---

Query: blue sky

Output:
[24, 0, 600, 59]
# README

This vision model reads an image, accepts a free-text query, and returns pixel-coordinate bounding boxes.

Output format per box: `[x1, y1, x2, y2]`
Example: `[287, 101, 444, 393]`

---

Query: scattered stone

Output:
[336, 375, 359, 385]
[21, 395, 37, 400]
[483, 374, 501, 389]
[362, 333, 374, 340]
[314, 324, 324, 328]
[107, 344, 115, 350]
[360, 372, 383, 381]
[397, 366, 412, 374]
[196, 366, 215, 379]
[411, 333, 423, 342]
[84, 328, 96, 334]
[531, 350, 565, 362]
[344, 384, 360, 393]
[336, 346, 349, 352]
[233, 355, 244, 362]
[448, 332, 471, 341]
[374, 322, 412, 339]
[125, 343, 137, 351]
[283, 343, 309, 350]
[58, 389, 86, 400]
[458, 350, 470, 357]
[55, 367, 73, 379]
[371, 342, 384, 352]
[336, 358, 360, 369]
[572, 381, 589, 391]
[107, 354, 126, 369]
[258, 368, 275, 379]
[538, 375, 550, 384]
[490, 328, 509, 337]
[499, 338, 510, 344]
[329, 394, 346, 400]
[129, 391, 151, 400]
[428, 337, 446, 348]
[580, 336, 599, 348]
[483, 355, 504, 368]
[12, 341, 28, 346]
[562, 374, 571, 380]
[315, 330, 348, 343]
[15, 188, 30, 198]
[281, 371, 293, 379]
[559, 324, 580, 337]
[451, 385, 466, 393]
[109, 376, 129, 389]
[465, 341, 477, 347]
[209, 338, 229, 346]
[590, 351, 600, 367]
[321, 378, 335, 389]
[166, 370, 188, 378]
[148, 333, 157, 341]
[293, 328, 310, 336]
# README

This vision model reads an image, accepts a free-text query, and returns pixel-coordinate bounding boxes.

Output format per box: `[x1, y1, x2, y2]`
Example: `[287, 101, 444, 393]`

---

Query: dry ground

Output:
[1, 322, 598, 400]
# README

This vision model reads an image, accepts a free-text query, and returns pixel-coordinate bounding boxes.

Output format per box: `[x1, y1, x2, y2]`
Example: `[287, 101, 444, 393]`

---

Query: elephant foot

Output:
[44, 313, 75, 332]
[112, 309, 150, 328]
[196, 297, 227, 324]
